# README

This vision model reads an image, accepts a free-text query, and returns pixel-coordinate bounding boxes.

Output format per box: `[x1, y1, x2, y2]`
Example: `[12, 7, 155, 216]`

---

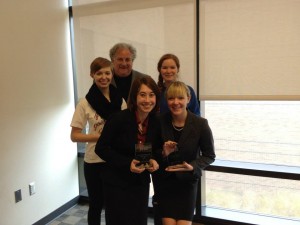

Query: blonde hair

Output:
[165, 81, 190, 99]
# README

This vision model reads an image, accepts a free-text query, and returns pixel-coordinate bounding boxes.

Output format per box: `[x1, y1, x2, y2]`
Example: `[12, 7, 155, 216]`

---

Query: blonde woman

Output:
[153, 81, 215, 225]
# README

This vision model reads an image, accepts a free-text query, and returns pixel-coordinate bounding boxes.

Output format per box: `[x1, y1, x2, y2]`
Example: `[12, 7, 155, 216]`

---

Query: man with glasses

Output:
[109, 42, 148, 103]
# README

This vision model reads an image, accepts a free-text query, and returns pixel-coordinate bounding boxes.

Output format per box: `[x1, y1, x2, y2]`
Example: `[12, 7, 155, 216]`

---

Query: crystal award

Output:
[135, 143, 152, 168]
[167, 146, 183, 167]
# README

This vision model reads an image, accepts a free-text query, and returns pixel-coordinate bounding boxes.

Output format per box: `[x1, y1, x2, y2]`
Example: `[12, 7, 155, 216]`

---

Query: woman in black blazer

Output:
[95, 76, 162, 225]
[153, 81, 216, 225]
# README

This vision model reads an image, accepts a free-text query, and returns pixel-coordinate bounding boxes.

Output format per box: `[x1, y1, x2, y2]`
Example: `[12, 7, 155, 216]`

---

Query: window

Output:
[198, 0, 300, 224]
[205, 101, 300, 167]
[201, 101, 300, 224]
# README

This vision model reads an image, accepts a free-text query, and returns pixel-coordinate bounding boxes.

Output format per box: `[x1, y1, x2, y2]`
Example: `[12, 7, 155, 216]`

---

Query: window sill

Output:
[194, 206, 300, 225]
[206, 159, 300, 180]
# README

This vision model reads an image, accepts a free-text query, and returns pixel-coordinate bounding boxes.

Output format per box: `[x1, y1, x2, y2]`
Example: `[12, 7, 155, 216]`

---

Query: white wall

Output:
[0, 1, 79, 225]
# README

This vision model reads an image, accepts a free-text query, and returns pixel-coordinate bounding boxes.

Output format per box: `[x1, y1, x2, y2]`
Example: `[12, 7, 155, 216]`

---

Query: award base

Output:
[167, 149, 183, 166]
[136, 162, 152, 169]
[135, 143, 152, 168]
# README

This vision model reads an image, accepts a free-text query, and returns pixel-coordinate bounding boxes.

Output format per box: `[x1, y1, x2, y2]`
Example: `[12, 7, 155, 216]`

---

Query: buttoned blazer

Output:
[157, 111, 216, 181]
[95, 109, 162, 188]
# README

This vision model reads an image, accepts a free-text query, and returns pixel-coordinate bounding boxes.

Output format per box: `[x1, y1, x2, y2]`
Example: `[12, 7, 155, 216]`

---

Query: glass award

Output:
[135, 143, 152, 168]
[167, 146, 184, 167]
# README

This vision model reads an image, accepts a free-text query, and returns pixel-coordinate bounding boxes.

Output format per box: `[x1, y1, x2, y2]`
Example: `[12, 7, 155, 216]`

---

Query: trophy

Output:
[167, 146, 184, 167]
[135, 143, 152, 168]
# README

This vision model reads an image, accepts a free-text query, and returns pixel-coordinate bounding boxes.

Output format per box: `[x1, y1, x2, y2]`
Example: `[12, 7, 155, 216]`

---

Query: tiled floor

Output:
[47, 202, 155, 225]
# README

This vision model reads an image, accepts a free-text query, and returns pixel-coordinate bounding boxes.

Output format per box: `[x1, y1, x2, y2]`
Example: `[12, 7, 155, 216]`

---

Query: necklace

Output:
[172, 122, 184, 131]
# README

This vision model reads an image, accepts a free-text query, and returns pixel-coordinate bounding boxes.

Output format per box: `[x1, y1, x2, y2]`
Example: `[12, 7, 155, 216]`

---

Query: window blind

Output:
[199, 0, 300, 100]
[71, 0, 196, 99]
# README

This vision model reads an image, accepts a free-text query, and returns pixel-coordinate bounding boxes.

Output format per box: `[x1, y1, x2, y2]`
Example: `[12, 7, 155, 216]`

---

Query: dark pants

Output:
[103, 183, 149, 225]
[84, 162, 105, 225]
[152, 194, 162, 225]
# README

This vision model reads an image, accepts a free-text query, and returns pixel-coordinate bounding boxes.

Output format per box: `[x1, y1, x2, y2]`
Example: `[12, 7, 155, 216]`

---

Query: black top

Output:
[114, 73, 132, 102]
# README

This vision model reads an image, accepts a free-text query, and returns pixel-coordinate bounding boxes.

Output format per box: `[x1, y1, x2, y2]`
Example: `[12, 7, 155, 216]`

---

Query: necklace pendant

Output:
[172, 122, 184, 131]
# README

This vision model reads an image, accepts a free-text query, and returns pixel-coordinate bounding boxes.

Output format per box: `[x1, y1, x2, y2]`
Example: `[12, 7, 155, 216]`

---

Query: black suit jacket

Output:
[95, 109, 162, 188]
[155, 111, 216, 182]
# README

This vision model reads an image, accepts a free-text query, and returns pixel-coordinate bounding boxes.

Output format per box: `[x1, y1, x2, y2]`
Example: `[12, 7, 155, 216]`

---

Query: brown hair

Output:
[157, 53, 180, 92]
[90, 57, 112, 75]
[127, 76, 160, 113]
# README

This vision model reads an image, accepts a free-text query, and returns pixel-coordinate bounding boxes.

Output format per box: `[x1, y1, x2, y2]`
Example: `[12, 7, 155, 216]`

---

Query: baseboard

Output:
[32, 196, 80, 225]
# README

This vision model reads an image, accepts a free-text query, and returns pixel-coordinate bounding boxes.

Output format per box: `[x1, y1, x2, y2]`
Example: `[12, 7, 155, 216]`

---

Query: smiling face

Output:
[166, 82, 191, 117]
[112, 48, 133, 77]
[160, 58, 179, 85]
[167, 94, 190, 116]
[136, 84, 156, 116]
[91, 66, 113, 90]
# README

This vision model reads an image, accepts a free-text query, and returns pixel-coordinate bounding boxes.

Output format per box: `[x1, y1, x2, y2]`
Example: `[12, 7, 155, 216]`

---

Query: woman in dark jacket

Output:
[95, 76, 163, 225]
[153, 81, 216, 225]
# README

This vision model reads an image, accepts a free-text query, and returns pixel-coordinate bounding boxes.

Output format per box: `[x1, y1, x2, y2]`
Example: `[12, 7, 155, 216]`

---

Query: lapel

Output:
[123, 109, 138, 144]
[111, 75, 117, 87]
[177, 112, 194, 150]
[163, 113, 175, 141]
[145, 114, 153, 143]
[162, 112, 195, 146]
[131, 70, 137, 85]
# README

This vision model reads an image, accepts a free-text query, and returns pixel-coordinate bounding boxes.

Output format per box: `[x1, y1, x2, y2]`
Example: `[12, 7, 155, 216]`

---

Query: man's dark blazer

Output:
[111, 70, 147, 102]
